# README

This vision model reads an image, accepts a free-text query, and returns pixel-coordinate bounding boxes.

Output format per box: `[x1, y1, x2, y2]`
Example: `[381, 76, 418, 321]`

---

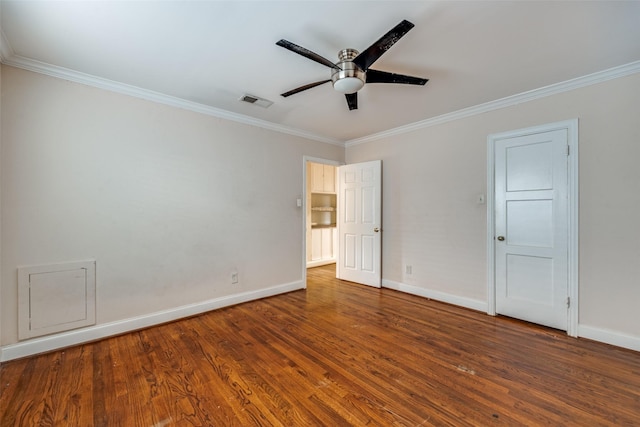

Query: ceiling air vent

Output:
[239, 94, 273, 108]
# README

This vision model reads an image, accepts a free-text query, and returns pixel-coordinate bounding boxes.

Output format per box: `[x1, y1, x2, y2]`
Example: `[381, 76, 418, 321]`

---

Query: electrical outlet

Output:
[231, 271, 238, 284]
[405, 265, 412, 275]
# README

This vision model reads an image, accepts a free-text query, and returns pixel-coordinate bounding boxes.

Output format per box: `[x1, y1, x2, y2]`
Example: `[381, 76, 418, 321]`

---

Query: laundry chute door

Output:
[337, 160, 381, 287]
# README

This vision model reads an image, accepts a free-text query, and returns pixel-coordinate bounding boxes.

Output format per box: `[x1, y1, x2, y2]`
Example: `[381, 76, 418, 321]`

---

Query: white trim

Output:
[1, 54, 343, 147]
[346, 61, 640, 147]
[0, 55, 3, 360]
[486, 140, 496, 316]
[566, 121, 579, 337]
[578, 325, 640, 353]
[382, 279, 487, 313]
[303, 156, 343, 167]
[486, 119, 579, 337]
[0, 28, 14, 62]
[2, 45, 638, 148]
[0, 280, 303, 362]
[301, 157, 309, 291]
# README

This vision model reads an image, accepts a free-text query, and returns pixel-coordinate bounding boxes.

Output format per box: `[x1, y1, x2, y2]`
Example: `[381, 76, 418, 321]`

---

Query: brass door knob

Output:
[497, 236, 505, 241]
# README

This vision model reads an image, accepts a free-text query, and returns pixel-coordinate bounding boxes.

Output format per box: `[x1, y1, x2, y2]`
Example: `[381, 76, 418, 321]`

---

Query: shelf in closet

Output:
[311, 207, 335, 212]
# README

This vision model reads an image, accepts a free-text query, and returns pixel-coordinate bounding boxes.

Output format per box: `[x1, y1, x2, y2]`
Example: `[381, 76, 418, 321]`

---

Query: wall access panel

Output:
[18, 260, 96, 340]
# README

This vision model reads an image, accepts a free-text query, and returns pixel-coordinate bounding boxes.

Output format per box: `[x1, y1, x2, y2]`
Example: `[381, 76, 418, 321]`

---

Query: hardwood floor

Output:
[1, 264, 639, 426]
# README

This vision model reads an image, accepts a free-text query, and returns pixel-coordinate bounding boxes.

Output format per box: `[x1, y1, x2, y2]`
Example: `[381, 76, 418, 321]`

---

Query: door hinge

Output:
[566, 296, 570, 308]
[567, 145, 570, 156]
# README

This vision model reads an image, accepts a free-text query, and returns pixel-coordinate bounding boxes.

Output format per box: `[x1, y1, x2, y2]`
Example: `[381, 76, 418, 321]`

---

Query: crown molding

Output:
[0, 27, 14, 62]
[2, 43, 639, 148]
[345, 60, 640, 147]
[0, 54, 344, 147]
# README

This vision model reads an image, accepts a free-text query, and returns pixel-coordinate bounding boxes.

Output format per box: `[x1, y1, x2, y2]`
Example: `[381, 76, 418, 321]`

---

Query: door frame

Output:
[301, 156, 343, 288]
[486, 119, 579, 337]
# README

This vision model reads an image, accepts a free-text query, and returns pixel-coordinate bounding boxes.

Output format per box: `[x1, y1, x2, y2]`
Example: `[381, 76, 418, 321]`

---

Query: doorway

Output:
[487, 120, 578, 336]
[302, 157, 341, 289]
[306, 160, 338, 269]
[302, 157, 382, 289]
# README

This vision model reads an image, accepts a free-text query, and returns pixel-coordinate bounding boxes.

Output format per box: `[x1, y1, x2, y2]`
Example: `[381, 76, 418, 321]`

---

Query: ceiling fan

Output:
[276, 19, 428, 111]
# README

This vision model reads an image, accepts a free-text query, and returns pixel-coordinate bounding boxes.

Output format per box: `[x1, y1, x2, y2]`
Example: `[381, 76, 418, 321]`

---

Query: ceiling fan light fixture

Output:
[331, 52, 365, 94]
[333, 76, 365, 94]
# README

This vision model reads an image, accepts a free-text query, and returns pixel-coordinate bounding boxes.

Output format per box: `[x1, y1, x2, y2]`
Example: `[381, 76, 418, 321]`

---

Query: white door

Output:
[494, 129, 569, 330]
[337, 160, 382, 287]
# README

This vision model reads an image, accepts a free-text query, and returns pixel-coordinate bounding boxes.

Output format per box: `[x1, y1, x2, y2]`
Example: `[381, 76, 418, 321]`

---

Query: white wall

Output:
[346, 72, 640, 348]
[2, 63, 638, 356]
[0, 65, 343, 349]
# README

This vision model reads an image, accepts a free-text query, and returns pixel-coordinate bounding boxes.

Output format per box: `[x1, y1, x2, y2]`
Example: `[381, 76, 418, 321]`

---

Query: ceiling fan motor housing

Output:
[332, 49, 365, 94]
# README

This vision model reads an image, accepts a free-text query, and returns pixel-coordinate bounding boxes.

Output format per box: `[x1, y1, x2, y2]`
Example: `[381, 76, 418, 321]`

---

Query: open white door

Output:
[337, 160, 382, 287]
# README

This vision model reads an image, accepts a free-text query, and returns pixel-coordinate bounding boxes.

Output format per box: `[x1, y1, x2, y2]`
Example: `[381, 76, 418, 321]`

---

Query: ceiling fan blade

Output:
[345, 93, 358, 110]
[353, 20, 415, 71]
[281, 79, 331, 97]
[366, 69, 428, 85]
[276, 39, 341, 70]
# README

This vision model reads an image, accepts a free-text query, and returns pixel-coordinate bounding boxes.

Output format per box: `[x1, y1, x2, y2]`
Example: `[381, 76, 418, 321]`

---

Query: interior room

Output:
[306, 161, 338, 268]
[1, 1, 639, 424]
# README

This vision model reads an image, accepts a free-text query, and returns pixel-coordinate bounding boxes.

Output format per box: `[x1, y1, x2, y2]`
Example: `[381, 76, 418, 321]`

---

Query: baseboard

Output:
[5, 279, 637, 361]
[0, 280, 303, 362]
[382, 279, 487, 312]
[383, 280, 639, 353]
[578, 325, 640, 352]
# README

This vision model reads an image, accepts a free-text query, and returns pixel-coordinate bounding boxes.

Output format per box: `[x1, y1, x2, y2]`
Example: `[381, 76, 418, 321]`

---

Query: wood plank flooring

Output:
[1, 264, 639, 426]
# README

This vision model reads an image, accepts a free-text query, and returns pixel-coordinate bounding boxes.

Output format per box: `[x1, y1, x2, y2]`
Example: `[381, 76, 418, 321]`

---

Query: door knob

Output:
[497, 236, 505, 241]
[374, 228, 380, 233]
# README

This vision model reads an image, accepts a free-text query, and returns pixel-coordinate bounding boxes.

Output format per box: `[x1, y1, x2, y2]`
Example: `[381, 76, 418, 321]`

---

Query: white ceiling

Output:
[1, 1, 640, 143]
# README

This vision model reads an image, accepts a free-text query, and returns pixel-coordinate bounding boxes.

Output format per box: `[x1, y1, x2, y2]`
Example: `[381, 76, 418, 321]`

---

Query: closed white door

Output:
[337, 160, 382, 287]
[494, 129, 568, 330]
